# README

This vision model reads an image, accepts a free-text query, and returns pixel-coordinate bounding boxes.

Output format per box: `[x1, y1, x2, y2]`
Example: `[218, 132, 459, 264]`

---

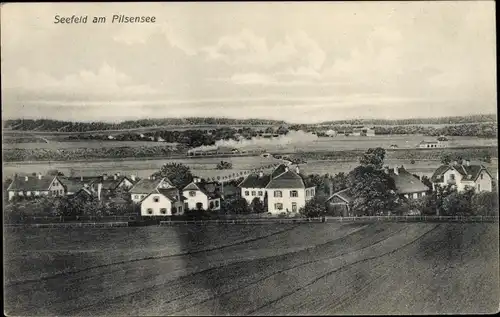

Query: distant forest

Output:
[3, 117, 286, 132]
[3, 114, 496, 133]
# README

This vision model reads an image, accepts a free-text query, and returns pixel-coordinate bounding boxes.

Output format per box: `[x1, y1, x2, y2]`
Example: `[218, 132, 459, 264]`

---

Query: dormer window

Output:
[153, 196, 160, 203]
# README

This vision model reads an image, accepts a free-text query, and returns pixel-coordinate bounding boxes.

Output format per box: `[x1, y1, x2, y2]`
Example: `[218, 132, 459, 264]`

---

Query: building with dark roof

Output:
[7, 174, 66, 200]
[182, 178, 221, 211]
[238, 164, 316, 214]
[140, 187, 185, 216]
[325, 188, 353, 217]
[129, 176, 175, 203]
[384, 166, 430, 198]
[430, 160, 493, 192]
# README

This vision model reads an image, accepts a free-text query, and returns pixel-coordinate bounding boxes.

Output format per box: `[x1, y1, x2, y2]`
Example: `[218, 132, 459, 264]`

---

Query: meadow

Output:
[2, 140, 180, 150]
[4, 223, 499, 315]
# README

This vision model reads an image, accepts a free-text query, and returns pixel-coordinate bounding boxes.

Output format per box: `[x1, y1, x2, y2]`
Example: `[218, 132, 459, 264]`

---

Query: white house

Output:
[7, 173, 66, 200]
[430, 160, 493, 192]
[238, 164, 316, 215]
[325, 129, 338, 137]
[140, 188, 185, 216]
[182, 178, 221, 211]
[129, 176, 176, 203]
[352, 126, 375, 136]
[418, 140, 447, 148]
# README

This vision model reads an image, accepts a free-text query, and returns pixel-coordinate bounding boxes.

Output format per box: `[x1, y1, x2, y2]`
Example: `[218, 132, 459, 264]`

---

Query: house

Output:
[325, 129, 338, 137]
[238, 164, 316, 215]
[389, 144, 399, 149]
[418, 140, 447, 148]
[430, 160, 493, 192]
[129, 176, 176, 203]
[140, 188, 185, 216]
[352, 126, 375, 136]
[182, 178, 221, 211]
[96, 173, 137, 193]
[384, 165, 430, 199]
[325, 188, 353, 217]
[7, 173, 66, 200]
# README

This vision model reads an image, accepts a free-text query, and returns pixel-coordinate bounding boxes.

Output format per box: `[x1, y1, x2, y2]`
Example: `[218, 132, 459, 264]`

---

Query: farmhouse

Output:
[325, 188, 353, 217]
[129, 176, 176, 203]
[140, 188, 185, 216]
[430, 160, 493, 192]
[351, 126, 375, 136]
[7, 173, 66, 200]
[238, 164, 316, 215]
[182, 178, 221, 211]
[418, 140, 447, 148]
[384, 166, 430, 199]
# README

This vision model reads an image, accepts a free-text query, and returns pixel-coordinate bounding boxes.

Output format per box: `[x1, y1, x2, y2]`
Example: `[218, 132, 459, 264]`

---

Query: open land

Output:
[4, 223, 499, 315]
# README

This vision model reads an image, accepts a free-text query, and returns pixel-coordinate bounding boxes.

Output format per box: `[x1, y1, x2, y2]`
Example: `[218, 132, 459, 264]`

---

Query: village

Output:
[4, 146, 496, 223]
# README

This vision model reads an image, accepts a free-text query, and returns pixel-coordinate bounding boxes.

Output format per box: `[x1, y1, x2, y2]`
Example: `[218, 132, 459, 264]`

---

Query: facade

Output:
[7, 174, 66, 200]
[238, 164, 316, 215]
[351, 126, 375, 136]
[140, 188, 184, 216]
[430, 161, 493, 192]
[129, 176, 175, 203]
[182, 179, 221, 211]
[418, 140, 447, 148]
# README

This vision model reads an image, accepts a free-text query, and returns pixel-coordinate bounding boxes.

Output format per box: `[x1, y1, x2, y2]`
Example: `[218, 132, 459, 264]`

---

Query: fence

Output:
[8, 215, 138, 224]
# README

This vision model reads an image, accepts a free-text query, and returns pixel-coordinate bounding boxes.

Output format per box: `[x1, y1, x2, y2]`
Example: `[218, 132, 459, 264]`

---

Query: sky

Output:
[1, 2, 496, 124]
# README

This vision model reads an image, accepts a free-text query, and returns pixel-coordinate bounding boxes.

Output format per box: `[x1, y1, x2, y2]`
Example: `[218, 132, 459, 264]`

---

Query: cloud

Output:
[4, 63, 158, 96]
[201, 29, 326, 71]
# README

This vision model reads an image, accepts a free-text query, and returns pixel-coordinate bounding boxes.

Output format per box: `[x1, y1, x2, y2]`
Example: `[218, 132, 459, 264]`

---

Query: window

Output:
[196, 202, 203, 210]
[290, 190, 298, 197]
[189, 191, 196, 197]
[292, 202, 297, 212]
[215, 200, 219, 207]
[171, 207, 177, 214]
[477, 184, 481, 191]
[147, 208, 153, 215]
[209, 201, 214, 209]
[245, 191, 249, 196]
[153, 196, 160, 203]
[449, 174, 455, 181]
[251, 191, 256, 196]
[275, 203, 283, 210]
[258, 191, 263, 196]
[134, 195, 139, 199]
[305, 189, 309, 197]
[53, 181, 58, 186]
[480, 173, 484, 180]
[160, 208, 167, 214]
[274, 190, 282, 197]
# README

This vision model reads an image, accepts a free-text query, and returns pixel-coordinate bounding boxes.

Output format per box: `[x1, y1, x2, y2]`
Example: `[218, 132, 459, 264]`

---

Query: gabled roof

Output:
[74, 187, 98, 199]
[7, 175, 58, 192]
[158, 188, 180, 202]
[238, 174, 271, 188]
[430, 164, 490, 182]
[266, 170, 305, 189]
[182, 181, 221, 199]
[389, 168, 429, 194]
[129, 178, 165, 194]
[327, 188, 353, 203]
[59, 177, 90, 193]
[271, 164, 288, 178]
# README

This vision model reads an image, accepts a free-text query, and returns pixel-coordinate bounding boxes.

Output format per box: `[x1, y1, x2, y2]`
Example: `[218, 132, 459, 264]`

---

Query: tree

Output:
[299, 196, 327, 218]
[47, 169, 65, 176]
[250, 197, 266, 213]
[347, 165, 397, 216]
[222, 197, 250, 214]
[440, 154, 452, 165]
[471, 192, 498, 216]
[359, 147, 386, 169]
[216, 161, 233, 170]
[153, 163, 193, 188]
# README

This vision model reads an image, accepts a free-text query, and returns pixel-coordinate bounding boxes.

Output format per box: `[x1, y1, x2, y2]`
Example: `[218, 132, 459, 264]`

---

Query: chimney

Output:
[193, 177, 200, 183]
[97, 183, 102, 201]
[102, 173, 108, 180]
[24, 176, 29, 182]
[84, 183, 89, 188]
[393, 166, 399, 175]
[113, 174, 117, 180]
[116, 172, 121, 177]
[37, 173, 42, 180]
[285, 166, 289, 172]
[80, 175, 84, 181]
[466, 160, 470, 166]
[462, 159, 467, 166]
[259, 171, 264, 178]
[130, 174, 136, 181]
[295, 166, 300, 174]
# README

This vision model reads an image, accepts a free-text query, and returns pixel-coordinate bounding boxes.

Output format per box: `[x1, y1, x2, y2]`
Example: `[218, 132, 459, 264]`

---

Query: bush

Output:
[471, 192, 498, 216]
[299, 196, 326, 218]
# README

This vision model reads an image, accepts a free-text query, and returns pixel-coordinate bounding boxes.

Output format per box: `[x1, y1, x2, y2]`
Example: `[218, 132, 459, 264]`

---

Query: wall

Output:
[265, 188, 306, 214]
[241, 187, 266, 204]
[48, 177, 65, 196]
[140, 194, 174, 216]
[183, 189, 208, 210]
[475, 170, 493, 192]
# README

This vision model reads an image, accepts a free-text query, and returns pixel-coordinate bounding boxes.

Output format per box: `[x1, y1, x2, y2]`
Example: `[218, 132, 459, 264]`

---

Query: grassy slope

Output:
[4, 223, 499, 315]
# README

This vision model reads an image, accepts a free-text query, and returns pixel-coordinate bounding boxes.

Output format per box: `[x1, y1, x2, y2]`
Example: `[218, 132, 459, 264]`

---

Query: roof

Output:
[7, 175, 57, 192]
[266, 170, 305, 189]
[327, 188, 353, 203]
[271, 164, 288, 178]
[129, 178, 165, 194]
[183, 181, 221, 199]
[59, 177, 91, 192]
[430, 164, 489, 182]
[74, 187, 98, 199]
[238, 174, 271, 188]
[389, 168, 429, 194]
[157, 188, 180, 202]
[420, 140, 439, 144]
[221, 184, 239, 197]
